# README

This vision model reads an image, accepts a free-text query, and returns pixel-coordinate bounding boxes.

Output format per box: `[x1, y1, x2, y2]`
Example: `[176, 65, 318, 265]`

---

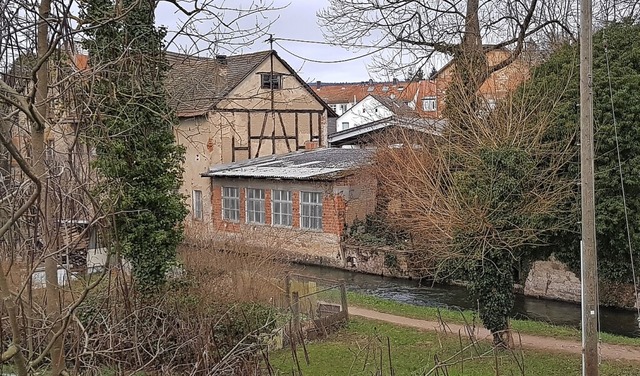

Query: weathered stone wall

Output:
[337, 244, 419, 279]
[524, 259, 640, 309]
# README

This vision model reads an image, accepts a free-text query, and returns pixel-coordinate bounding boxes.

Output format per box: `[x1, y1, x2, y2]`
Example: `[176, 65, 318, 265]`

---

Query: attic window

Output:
[382, 86, 389, 92]
[397, 86, 404, 91]
[261, 73, 282, 89]
[367, 86, 374, 92]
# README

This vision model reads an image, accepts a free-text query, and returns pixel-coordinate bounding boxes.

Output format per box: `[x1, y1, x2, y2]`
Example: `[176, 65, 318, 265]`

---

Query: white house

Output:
[335, 95, 414, 132]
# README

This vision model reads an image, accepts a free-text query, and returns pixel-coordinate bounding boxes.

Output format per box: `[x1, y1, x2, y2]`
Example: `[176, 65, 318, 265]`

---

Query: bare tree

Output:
[0, 0, 277, 374]
[372, 78, 577, 346]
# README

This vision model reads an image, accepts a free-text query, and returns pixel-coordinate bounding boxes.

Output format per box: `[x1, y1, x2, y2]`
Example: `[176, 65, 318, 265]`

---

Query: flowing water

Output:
[293, 264, 640, 338]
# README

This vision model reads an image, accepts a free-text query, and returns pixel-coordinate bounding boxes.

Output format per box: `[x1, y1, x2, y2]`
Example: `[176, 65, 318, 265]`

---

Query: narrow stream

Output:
[293, 264, 640, 338]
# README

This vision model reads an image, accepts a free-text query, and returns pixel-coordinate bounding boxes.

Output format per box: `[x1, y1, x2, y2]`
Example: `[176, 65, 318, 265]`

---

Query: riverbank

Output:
[270, 294, 640, 375]
[294, 263, 640, 338]
[271, 317, 640, 375]
[348, 293, 640, 347]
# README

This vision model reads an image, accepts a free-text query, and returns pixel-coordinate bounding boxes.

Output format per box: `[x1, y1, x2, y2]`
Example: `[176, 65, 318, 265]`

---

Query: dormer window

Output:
[261, 73, 282, 89]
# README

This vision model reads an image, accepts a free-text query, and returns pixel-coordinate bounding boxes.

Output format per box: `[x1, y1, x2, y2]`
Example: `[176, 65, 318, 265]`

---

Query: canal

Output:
[294, 264, 640, 338]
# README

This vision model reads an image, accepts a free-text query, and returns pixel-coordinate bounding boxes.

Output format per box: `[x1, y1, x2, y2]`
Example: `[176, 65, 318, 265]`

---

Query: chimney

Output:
[316, 80, 321, 89]
[215, 55, 227, 65]
[392, 77, 398, 85]
[304, 141, 319, 150]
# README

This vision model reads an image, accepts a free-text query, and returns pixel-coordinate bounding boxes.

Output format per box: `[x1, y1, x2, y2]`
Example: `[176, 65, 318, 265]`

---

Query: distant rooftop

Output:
[202, 148, 373, 181]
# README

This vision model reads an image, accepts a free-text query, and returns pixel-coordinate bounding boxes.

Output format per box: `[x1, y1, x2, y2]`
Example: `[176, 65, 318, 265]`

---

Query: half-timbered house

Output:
[165, 50, 337, 225]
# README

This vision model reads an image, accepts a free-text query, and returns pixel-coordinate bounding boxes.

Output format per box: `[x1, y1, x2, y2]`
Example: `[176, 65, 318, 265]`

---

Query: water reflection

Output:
[293, 264, 640, 338]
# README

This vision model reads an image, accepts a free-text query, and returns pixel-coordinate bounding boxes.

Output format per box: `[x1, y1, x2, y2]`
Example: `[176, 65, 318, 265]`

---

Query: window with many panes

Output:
[300, 191, 322, 230]
[222, 187, 240, 221]
[192, 190, 203, 220]
[272, 190, 292, 227]
[261, 73, 282, 89]
[246, 188, 266, 224]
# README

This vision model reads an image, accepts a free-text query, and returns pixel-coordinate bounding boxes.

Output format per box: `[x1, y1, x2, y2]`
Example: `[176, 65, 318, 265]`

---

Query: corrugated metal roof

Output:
[202, 148, 372, 180]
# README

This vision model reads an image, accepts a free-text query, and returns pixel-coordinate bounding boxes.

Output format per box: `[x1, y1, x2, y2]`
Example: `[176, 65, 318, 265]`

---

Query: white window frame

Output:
[272, 189, 293, 227]
[192, 190, 203, 221]
[341, 121, 349, 131]
[339, 103, 348, 114]
[222, 187, 240, 222]
[300, 191, 323, 231]
[246, 188, 266, 224]
[422, 97, 437, 112]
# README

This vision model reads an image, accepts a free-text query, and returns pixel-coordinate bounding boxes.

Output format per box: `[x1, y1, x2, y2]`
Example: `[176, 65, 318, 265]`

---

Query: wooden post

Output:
[580, 0, 599, 373]
[285, 273, 291, 308]
[340, 282, 349, 322]
[292, 291, 301, 334]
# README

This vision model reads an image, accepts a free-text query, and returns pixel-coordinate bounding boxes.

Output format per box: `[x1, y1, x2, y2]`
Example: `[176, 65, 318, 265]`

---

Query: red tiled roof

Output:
[312, 80, 436, 105]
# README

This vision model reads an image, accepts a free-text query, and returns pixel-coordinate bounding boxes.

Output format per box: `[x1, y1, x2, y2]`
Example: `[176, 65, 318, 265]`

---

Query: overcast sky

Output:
[156, 0, 375, 83]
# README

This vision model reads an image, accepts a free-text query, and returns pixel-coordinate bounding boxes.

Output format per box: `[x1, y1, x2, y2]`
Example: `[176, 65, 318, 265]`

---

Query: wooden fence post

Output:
[340, 282, 349, 322]
[292, 291, 301, 333]
[285, 273, 291, 308]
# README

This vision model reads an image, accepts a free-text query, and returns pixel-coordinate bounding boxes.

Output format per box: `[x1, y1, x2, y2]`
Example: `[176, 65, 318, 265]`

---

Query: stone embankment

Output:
[525, 259, 640, 310]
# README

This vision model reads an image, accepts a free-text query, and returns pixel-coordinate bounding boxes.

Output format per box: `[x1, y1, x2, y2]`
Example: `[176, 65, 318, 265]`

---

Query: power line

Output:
[274, 40, 393, 64]
[273, 36, 405, 50]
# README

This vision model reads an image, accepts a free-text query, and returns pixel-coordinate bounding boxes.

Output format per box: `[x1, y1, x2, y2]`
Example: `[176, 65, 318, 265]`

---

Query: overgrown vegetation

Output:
[373, 82, 575, 346]
[83, 0, 187, 291]
[523, 20, 640, 288]
[347, 214, 411, 249]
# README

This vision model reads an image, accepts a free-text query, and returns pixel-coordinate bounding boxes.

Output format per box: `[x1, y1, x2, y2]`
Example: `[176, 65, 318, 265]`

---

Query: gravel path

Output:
[350, 306, 640, 363]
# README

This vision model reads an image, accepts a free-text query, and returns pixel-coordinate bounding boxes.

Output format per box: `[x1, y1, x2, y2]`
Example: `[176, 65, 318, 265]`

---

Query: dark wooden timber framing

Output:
[255, 112, 268, 157]
[295, 113, 300, 150]
[317, 112, 322, 146]
[278, 112, 292, 152]
[247, 112, 252, 158]
[308, 112, 313, 142]
[231, 136, 235, 162]
[271, 115, 276, 154]
[229, 109, 325, 160]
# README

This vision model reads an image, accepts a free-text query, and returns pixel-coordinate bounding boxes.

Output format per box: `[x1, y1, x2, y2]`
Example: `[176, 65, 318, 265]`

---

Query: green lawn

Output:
[270, 318, 640, 376]
[347, 292, 640, 347]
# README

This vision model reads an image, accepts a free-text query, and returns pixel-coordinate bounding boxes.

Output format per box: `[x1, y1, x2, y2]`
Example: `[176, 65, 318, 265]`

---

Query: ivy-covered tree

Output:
[526, 20, 640, 288]
[373, 57, 575, 347]
[83, 0, 187, 292]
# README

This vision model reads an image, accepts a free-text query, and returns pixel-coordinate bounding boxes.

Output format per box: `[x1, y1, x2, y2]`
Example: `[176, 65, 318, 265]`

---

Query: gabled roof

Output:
[202, 148, 372, 181]
[165, 50, 272, 117]
[328, 116, 446, 147]
[369, 95, 414, 115]
[165, 50, 337, 118]
[313, 80, 422, 105]
[314, 80, 438, 117]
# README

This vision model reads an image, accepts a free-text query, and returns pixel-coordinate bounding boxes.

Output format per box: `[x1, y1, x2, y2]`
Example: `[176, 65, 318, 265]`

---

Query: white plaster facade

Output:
[336, 96, 396, 132]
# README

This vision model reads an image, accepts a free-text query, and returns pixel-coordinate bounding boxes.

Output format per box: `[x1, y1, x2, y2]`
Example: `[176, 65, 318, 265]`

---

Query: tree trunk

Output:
[35, 0, 65, 373]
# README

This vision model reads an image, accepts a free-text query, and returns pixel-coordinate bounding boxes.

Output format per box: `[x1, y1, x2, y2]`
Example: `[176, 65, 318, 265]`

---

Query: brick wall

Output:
[207, 173, 377, 260]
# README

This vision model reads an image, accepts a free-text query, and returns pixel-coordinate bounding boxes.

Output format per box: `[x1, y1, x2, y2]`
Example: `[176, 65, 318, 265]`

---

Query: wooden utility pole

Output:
[580, 0, 599, 373]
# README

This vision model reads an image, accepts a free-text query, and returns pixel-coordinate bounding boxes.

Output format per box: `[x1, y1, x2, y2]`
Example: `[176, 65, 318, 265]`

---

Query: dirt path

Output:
[350, 306, 640, 363]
